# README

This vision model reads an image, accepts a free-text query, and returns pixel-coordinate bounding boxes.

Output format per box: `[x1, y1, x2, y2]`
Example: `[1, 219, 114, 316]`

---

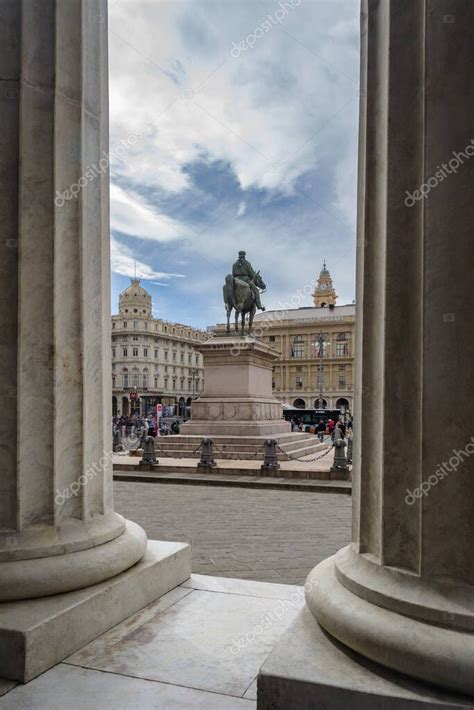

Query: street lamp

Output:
[191, 368, 198, 400]
[314, 332, 329, 410]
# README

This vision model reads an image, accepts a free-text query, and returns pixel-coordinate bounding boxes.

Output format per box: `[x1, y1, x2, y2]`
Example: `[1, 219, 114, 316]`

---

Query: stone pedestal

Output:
[0, 0, 190, 682]
[260, 0, 474, 704]
[182, 336, 290, 436]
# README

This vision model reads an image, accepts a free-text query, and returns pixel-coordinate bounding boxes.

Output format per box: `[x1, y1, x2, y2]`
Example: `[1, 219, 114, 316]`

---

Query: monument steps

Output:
[153, 433, 326, 461]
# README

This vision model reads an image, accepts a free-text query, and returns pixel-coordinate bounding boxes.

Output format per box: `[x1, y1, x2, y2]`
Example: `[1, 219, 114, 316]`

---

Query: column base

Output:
[305, 554, 474, 697]
[0, 539, 191, 682]
[0, 519, 148, 601]
[258, 606, 474, 709]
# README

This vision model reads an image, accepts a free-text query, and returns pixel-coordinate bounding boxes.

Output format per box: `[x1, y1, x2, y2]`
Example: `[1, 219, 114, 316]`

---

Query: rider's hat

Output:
[238, 250, 246, 257]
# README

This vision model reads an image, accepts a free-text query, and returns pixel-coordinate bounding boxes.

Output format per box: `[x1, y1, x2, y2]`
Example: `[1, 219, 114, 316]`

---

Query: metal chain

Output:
[275, 442, 333, 463]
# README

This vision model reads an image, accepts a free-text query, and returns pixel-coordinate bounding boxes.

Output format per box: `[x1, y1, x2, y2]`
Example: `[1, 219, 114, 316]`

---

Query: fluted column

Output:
[306, 0, 474, 696]
[0, 0, 146, 601]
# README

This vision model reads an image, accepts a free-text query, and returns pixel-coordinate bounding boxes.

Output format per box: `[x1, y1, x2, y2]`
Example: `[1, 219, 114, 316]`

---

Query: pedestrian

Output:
[316, 419, 326, 442]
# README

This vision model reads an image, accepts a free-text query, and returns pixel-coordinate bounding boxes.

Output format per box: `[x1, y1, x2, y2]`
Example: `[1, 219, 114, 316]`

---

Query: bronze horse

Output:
[223, 271, 266, 335]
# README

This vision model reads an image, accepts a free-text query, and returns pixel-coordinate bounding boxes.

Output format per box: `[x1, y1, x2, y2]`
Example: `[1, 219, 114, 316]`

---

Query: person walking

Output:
[316, 419, 326, 442]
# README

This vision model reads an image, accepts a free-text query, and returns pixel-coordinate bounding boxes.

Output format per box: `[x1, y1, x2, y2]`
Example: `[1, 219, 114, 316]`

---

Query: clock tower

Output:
[313, 260, 337, 307]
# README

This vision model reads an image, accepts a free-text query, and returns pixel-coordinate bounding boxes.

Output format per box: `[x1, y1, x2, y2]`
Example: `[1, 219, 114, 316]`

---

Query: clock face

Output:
[320, 283, 327, 291]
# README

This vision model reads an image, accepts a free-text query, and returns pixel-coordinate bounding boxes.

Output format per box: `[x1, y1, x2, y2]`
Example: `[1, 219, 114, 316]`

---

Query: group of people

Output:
[112, 414, 181, 441]
[290, 416, 353, 443]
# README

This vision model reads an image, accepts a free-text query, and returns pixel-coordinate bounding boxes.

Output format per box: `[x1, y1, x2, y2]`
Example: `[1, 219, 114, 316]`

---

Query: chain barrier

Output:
[275, 441, 333, 463]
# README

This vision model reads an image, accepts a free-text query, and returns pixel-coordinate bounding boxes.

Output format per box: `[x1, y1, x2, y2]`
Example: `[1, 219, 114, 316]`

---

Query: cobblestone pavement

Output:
[115, 482, 352, 585]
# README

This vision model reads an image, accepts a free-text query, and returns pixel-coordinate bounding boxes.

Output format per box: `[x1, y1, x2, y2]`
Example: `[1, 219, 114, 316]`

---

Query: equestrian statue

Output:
[223, 251, 266, 335]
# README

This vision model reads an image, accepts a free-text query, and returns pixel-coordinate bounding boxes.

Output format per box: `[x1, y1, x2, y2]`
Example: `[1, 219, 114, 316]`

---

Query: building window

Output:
[132, 372, 139, 388]
[112, 322, 115, 329]
[154, 349, 158, 359]
[123, 321, 127, 328]
[112, 348, 116, 358]
[123, 371, 129, 388]
[144, 348, 148, 357]
[143, 372, 148, 388]
[292, 336, 305, 358]
[133, 347, 138, 357]
[133, 335, 139, 341]
[164, 365, 168, 373]
[339, 365, 346, 388]
[122, 348, 128, 357]
[144, 322, 148, 329]
[336, 332, 349, 357]
[164, 351, 168, 360]
[112, 375, 116, 387]
[195, 355, 199, 365]
[295, 375, 303, 389]
[172, 352, 176, 361]
[154, 376, 158, 388]
[133, 320, 138, 329]
[269, 336, 275, 342]
[188, 354, 192, 364]
[180, 353, 184, 363]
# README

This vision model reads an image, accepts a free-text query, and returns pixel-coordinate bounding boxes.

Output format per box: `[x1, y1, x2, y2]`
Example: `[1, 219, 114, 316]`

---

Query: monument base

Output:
[181, 418, 290, 437]
[0, 539, 191, 683]
[181, 336, 290, 437]
[258, 606, 474, 709]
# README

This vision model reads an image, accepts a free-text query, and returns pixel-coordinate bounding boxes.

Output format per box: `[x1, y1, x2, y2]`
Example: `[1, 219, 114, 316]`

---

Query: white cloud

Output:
[111, 236, 185, 281]
[108, 0, 360, 202]
[110, 183, 186, 242]
[236, 201, 246, 217]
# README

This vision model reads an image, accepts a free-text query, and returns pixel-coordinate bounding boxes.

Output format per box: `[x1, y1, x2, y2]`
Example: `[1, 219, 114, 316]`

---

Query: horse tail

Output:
[224, 274, 235, 307]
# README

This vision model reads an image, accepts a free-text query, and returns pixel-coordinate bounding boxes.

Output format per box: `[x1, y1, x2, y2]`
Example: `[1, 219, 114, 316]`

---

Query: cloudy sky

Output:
[108, 0, 360, 328]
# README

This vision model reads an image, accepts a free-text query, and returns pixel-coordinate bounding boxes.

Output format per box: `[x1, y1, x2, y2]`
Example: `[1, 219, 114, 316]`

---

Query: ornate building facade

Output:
[112, 279, 207, 416]
[249, 264, 354, 412]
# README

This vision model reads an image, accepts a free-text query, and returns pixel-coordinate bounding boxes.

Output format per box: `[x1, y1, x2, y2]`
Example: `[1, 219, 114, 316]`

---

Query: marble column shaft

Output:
[306, 0, 474, 696]
[0, 0, 146, 600]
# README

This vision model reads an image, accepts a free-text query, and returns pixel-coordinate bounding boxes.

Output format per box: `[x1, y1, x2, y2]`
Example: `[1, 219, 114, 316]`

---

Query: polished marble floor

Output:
[0, 575, 306, 709]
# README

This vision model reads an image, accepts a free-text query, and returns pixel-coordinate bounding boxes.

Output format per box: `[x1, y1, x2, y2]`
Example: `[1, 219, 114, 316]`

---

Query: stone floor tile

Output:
[1, 664, 255, 709]
[67, 588, 304, 697]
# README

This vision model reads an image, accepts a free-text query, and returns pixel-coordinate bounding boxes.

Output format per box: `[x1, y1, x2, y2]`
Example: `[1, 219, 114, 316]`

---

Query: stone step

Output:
[152, 432, 314, 445]
[153, 441, 326, 461]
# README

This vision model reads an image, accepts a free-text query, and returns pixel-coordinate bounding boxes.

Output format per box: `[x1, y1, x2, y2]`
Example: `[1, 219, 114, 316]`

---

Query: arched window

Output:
[123, 369, 129, 388]
[132, 369, 139, 388]
[143, 369, 148, 388]
[336, 397, 350, 412]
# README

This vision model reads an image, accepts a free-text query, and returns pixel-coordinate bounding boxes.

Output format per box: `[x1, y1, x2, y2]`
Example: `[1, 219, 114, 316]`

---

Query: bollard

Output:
[197, 438, 217, 471]
[113, 427, 123, 452]
[261, 439, 280, 474]
[347, 435, 353, 464]
[139, 435, 159, 467]
[330, 427, 349, 480]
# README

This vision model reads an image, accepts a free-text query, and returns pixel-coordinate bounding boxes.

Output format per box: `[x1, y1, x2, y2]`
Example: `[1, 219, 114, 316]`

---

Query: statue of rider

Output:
[232, 251, 265, 311]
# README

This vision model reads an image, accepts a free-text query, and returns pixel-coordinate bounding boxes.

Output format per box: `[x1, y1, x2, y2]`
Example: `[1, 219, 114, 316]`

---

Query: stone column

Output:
[0, 0, 147, 602]
[306, 0, 474, 696]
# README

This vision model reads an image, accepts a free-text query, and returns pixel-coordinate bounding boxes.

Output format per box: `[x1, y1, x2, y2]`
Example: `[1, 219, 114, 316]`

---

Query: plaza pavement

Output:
[114, 482, 352, 585]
